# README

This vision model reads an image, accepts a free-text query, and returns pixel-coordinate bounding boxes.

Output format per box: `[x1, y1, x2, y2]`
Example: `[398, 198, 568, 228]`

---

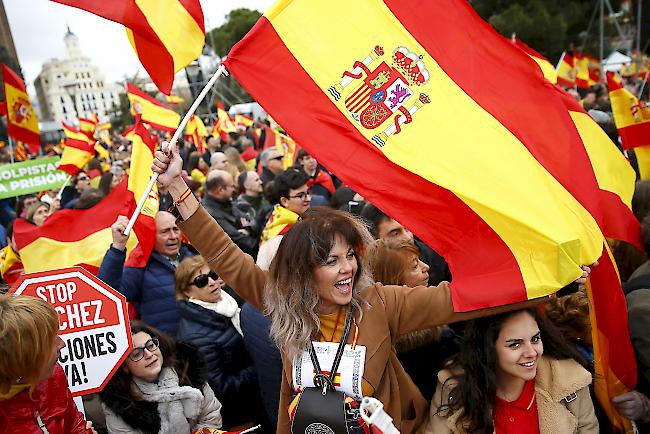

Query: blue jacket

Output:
[98, 245, 193, 336]
[176, 300, 261, 429]
[240, 303, 283, 429]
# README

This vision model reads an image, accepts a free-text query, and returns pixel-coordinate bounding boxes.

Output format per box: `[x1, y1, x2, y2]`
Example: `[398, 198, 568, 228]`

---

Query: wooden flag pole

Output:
[124, 64, 228, 236]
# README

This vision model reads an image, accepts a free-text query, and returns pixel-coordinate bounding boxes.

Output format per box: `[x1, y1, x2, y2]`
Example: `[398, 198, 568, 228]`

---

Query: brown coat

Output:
[426, 356, 599, 434]
[180, 207, 543, 434]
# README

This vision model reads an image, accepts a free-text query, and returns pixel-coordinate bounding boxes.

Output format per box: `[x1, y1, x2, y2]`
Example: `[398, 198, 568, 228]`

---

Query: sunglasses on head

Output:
[192, 270, 219, 288]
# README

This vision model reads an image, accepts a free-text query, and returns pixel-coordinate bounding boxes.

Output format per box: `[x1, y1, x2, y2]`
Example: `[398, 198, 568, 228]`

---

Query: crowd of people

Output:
[1, 83, 650, 434]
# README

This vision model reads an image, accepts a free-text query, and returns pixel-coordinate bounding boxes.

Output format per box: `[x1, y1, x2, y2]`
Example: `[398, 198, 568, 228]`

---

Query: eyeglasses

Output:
[77, 176, 90, 181]
[288, 191, 312, 200]
[128, 337, 160, 362]
[192, 270, 219, 288]
[270, 155, 284, 161]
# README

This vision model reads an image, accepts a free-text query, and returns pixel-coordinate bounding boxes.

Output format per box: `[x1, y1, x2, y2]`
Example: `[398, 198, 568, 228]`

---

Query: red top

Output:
[494, 379, 540, 434]
[0, 364, 92, 434]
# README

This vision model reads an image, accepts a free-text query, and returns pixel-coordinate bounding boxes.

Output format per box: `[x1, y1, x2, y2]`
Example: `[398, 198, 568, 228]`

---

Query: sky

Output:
[4, 0, 276, 91]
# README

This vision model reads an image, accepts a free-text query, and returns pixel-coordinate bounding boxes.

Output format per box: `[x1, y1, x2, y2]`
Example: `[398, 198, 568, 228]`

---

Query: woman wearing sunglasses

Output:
[100, 322, 222, 434]
[175, 256, 262, 431]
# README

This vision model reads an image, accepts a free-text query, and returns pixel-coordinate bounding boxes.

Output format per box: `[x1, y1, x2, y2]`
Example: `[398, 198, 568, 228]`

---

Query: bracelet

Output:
[173, 188, 192, 208]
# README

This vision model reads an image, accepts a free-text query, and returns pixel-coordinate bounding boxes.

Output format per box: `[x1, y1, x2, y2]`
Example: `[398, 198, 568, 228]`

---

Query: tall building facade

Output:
[34, 28, 122, 123]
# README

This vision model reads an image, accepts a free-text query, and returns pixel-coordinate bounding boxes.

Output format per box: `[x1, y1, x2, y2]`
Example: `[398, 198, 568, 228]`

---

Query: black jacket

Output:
[240, 303, 283, 429]
[202, 195, 258, 256]
[176, 300, 261, 429]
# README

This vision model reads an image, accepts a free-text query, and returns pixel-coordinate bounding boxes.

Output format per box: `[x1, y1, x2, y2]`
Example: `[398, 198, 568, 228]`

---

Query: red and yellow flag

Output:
[59, 122, 96, 176]
[13, 141, 28, 161]
[574, 51, 590, 89]
[556, 89, 640, 250]
[185, 114, 208, 153]
[212, 101, 236, 141]
[556, 51, 576, 88]
[235, 113, 254, 127]
[52, 0, 205, 94]
[586, 54, 602, 86]
[165, 94, 184, 105]
[79, 116, 97, 137]
[510, 37, 557, 84]
[607, 71, 650, 151]
[586, 244, 637, 433]
[124, 117, 158, 268]
[226, 5, 638, 431]
[122, 125, 135, 141]
[127, 83, 180, 132]
[2, 64, 40, 154]
[225, 0, 605, 311]
[0, 245, 24, 285]
[13, 180, 140, 274]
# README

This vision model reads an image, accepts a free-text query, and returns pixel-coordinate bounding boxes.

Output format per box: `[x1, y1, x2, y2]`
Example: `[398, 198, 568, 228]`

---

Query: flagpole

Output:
[8, 136, 14, 164]
[123, 64, 228, 236]
[56, 175, 72, 200]
[555, 51, 565, 73]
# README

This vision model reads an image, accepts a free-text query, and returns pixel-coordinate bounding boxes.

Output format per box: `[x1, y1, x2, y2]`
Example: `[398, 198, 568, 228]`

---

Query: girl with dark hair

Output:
[100, 322, 222, 434]
[150, 145, 592, 434]
[427, 309, 598, 434]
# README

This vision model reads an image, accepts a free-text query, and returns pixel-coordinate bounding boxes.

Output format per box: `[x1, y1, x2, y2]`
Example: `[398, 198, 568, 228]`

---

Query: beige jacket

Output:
[180, 206, 545, 434]
[426, 356, 599, 434]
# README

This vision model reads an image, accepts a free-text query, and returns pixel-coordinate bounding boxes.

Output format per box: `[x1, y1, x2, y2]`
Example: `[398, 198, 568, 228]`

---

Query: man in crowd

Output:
[361, 203, 451, 285]
[210, 151, 230, 171]
[257, 167, 311, 269]
[296, 149, 335, 204]
[235, 170, 268, 219]
[203, 169, 259, 256]
[61, 171, 92, 209]
[98, 211, 192, 335]
[201, 134, 220, 163]
[259, 147, 284, 186]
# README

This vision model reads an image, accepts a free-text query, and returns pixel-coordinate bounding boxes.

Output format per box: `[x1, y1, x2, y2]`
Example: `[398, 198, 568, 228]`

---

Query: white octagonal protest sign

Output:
[10, 266, 132, 396]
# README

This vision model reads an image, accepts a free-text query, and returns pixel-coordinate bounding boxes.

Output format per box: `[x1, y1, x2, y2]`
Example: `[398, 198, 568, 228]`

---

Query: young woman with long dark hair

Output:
[427, 309, 598, 434]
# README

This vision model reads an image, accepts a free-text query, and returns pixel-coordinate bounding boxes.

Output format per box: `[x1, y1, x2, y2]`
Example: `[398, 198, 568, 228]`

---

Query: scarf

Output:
[132, 367, 204, 434]
[260, 204, 299, 245]
[189, 292, 242, 336]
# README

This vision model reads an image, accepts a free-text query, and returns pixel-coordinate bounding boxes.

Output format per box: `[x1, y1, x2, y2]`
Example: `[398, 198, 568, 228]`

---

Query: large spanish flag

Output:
[607, 71, 650, 150]
[127, 83, 180, 132]
[124, 117, 158, 268]
[52, 0, 205, 94]
[225, 0, 604, 312]
[556, 51, 576, 88]
[2, 64, 40, 154]
[13, 180, 139, 274]
[59, 122, 96, 176]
